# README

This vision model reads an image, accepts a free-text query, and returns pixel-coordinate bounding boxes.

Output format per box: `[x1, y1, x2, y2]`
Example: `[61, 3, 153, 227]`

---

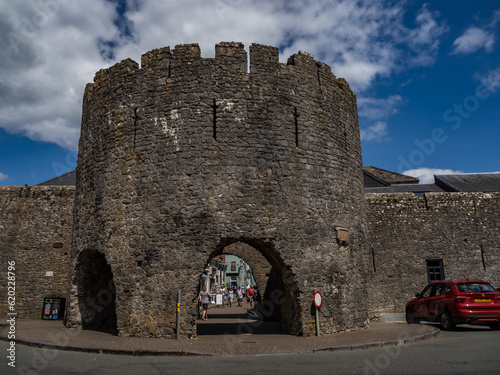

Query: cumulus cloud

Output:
[0, 0, 447, 151]
[403, 4, 449, 66]
[474, 67, 500, 94]
[358, 95, 403, 121]
[451, 27, 495, 55]
[403, 168, 463, 184]
[0, 0, 119, 151]
[360, 121, 389, 142]
[0, 172, 8, 181]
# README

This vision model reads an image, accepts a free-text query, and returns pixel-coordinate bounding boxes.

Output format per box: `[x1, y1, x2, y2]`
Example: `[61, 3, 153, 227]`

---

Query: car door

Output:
[413, 284, 435, 318]
[425, 283, 446, 320]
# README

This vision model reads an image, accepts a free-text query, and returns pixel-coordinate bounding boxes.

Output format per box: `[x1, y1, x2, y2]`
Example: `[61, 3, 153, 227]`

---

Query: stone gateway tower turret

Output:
[66, 42, 370, 338]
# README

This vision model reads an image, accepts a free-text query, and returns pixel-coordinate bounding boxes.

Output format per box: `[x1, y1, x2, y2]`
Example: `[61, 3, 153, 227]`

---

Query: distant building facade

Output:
[205, 254, 256, 289]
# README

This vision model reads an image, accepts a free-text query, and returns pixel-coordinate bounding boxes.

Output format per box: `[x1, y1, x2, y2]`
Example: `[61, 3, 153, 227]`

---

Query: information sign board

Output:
[41, 297, 66, 320]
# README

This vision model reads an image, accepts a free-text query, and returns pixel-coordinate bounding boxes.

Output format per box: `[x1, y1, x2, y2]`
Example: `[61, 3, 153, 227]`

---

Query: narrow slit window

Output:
[212, 99, 218, 140]
[371, 248, 376, 273]
[133, 108, 138, 151]
[294, 107, 299, 147]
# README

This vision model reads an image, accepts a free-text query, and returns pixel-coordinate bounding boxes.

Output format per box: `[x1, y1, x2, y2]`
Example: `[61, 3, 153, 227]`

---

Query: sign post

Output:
[314, 291, 322, 336]
[176, 290, 181, 340]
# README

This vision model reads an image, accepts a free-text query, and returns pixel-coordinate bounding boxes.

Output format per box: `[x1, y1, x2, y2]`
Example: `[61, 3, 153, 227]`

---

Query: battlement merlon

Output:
[287, 50, 317, 69]
[90, 42, 354, 94]
[141, 47, 171, 76]
[215, 42, 247, 73]
[249, 43, 279, 74]
[93, 58, 139, 87]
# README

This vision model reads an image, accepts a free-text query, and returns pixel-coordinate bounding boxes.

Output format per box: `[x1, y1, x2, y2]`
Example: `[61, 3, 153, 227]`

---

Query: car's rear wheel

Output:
[440, 311, 455, 330]
[487, 322, 500, 331]
[406, 308, 419, 324]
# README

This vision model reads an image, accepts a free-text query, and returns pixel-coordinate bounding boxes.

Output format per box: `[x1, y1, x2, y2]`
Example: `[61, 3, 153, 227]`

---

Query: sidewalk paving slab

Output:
[0, 320, 440, 356]
[0, 307, 440, 356]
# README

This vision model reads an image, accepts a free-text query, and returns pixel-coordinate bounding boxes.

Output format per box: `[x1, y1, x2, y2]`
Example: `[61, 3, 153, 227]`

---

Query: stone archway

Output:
[197, 239, 302, 335]
[71, 250, 117, 333]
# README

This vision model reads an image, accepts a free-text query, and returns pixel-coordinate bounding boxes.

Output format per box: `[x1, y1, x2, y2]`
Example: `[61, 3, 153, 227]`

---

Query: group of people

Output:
[198, 284, 257, 321]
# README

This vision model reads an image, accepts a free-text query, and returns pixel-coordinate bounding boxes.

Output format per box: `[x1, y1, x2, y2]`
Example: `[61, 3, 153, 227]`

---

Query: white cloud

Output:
[404, 4, 449, 67]
[360, 121, 388, 142]
[0, 172, 8, 181]
[0, 0, 119, 151]
[358, 95, 403, 143]
[474, 67, 500, 94]
[358, 95, 403, 121]
[451, 27, 495, 55]
[403, 168, 463, 184]
[278, 2, 446, 91]
[490, 10, 500, 28]
[0, 0, 448, 151]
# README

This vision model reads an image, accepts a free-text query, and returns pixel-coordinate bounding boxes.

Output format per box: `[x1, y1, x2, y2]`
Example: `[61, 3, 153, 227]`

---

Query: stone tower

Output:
[66, 42, 370, 338]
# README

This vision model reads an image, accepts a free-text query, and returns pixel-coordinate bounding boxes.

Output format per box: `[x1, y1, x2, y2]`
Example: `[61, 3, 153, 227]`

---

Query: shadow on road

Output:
[196, 303, 282, 336]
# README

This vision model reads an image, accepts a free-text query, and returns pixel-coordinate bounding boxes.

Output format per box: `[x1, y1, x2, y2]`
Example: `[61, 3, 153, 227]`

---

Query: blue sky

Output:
[1, 0, 499, 186]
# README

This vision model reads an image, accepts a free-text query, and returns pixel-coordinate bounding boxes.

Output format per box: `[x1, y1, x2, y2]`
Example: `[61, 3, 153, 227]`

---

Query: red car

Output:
[406, 280, 500, 330]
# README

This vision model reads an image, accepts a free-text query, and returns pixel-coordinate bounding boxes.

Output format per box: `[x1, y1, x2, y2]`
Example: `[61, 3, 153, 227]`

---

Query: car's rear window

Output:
[456, 282, 497, 293]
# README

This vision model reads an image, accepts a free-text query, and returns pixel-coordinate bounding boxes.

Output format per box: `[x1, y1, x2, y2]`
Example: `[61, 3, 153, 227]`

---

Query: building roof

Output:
[363, 169, 389, 188]
[363, 166, 419, 185]
[37, 170, 76, 186]
[35, 169, 500, 193]
[365, 184, 445, 194]
[435, 173, 500, 192]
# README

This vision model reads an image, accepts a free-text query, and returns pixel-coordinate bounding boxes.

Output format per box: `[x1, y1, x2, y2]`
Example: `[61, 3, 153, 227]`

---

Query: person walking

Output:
[198, 285, 210, 320]
[228, 287, 234, 307]
[247, 284, 255, 308]
[220, 285, 226, 307]
[236, 286, 244, 307]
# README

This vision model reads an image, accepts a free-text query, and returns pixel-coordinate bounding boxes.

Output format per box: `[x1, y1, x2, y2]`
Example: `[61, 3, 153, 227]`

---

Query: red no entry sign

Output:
[314, 291, 322, 309]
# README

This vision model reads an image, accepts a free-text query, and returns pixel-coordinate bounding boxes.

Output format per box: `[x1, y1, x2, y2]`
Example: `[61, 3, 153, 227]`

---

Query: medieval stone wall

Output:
[365, 192, 500, 318]
[3, 186, 499, 326]
[0, 186, 74, 318]
[66, 42, 370, 338]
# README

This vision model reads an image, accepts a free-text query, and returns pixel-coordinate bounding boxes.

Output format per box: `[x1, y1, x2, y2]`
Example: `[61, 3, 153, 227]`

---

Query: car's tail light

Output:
[455, 296, 471, 304]
[495, 295, 500, 302]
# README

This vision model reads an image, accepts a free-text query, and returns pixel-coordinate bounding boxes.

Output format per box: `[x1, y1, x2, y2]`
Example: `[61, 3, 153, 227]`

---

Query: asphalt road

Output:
[1, 325, 499, 375]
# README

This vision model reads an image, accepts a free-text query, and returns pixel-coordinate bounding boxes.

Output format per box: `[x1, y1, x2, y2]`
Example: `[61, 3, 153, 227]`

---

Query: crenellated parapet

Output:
[80, 42, 359, 162]
[89, 42, 352, 94]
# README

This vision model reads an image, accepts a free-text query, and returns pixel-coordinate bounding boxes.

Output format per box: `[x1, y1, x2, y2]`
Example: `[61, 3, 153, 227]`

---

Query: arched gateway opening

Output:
[73, 250, 117, 334]
[195, 240, 301, 336]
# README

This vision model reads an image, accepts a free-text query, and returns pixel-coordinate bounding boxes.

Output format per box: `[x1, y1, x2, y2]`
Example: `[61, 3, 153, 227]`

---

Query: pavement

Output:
[0, 305, 440, 356]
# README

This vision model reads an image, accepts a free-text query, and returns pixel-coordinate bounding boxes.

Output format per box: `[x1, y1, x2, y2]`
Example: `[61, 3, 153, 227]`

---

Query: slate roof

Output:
[363, 169, 389, 188]
[363, 166, 420, 185]
[435, 173, 500, 192]
[37, 170, 76, 186]
[365, 184, 445, 194]
[34, 169, 500, 193]
[37, 168, 417, 189]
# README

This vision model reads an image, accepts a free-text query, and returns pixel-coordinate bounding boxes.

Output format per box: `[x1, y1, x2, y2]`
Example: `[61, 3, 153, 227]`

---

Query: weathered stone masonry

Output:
[3, 188, 499, 327]
[65, 42, 370, 338]
[366, 192, 500, 318]
[0, 186, 74, 318]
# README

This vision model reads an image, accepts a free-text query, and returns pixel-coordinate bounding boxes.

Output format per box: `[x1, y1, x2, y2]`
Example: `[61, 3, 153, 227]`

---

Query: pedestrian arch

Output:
[196, 239, 302, 335]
